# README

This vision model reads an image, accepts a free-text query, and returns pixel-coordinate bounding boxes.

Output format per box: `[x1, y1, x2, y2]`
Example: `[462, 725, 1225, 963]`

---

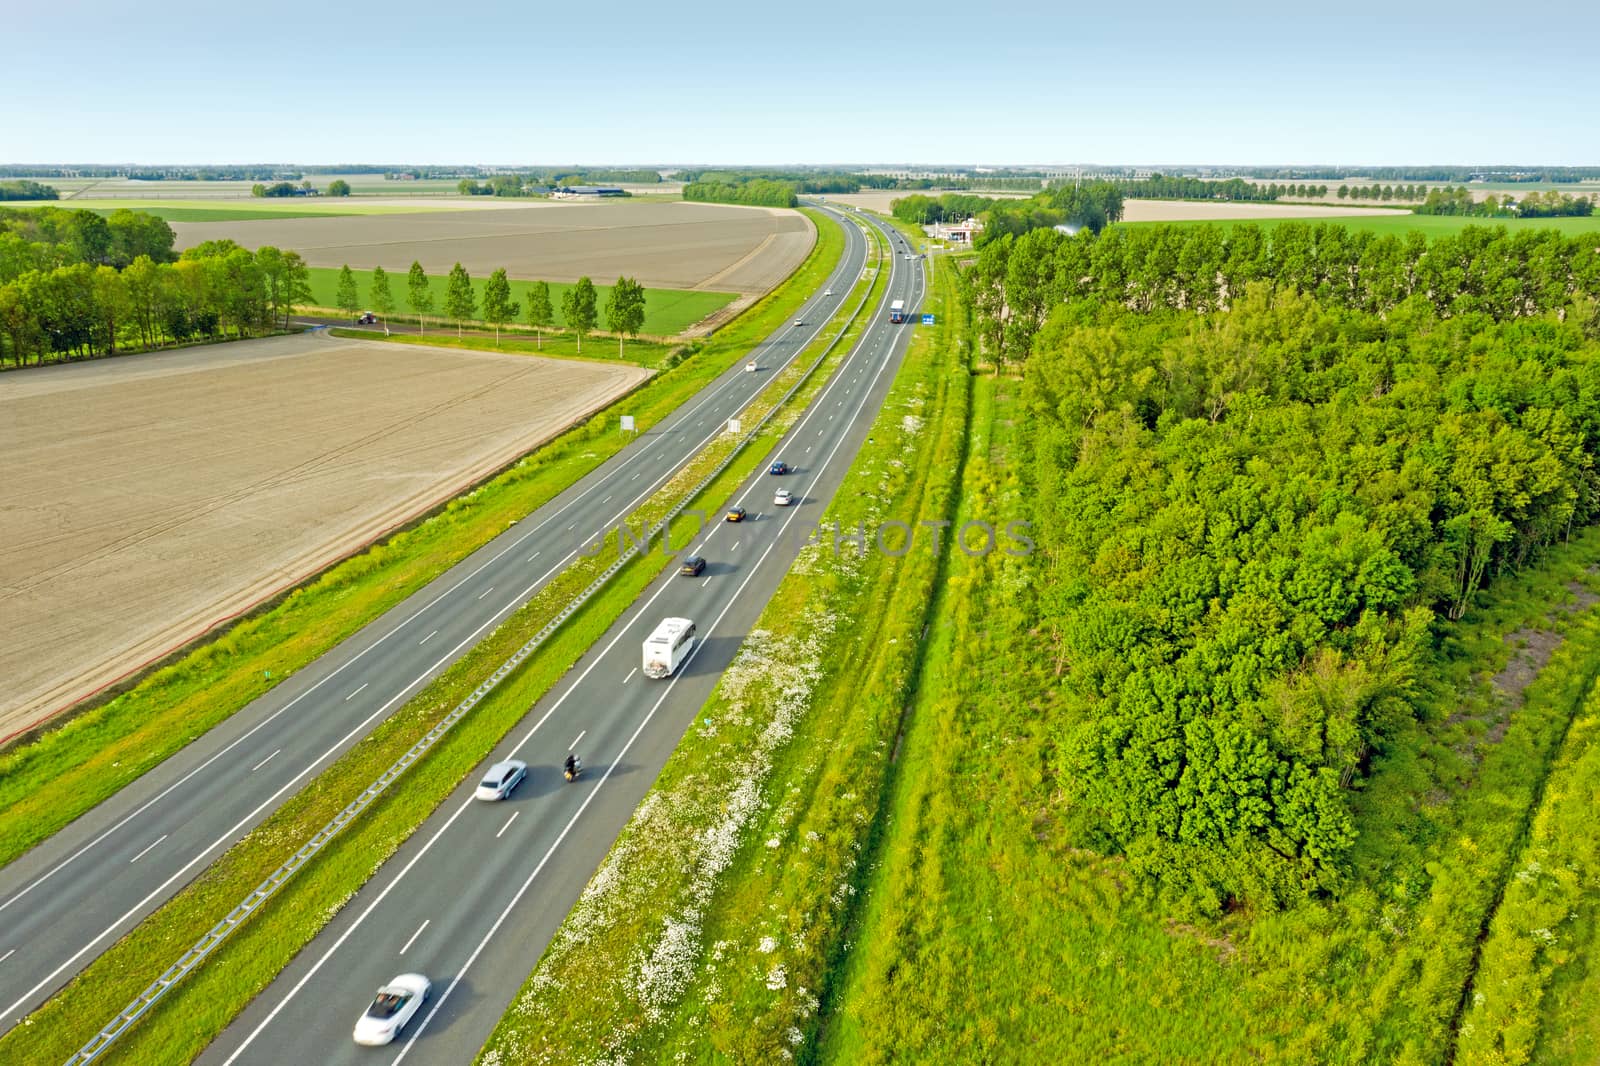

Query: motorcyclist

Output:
[564, 753, 579, 779]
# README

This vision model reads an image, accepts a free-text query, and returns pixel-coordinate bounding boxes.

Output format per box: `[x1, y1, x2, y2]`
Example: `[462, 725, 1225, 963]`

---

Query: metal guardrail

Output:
[62, 211, 885, 1065]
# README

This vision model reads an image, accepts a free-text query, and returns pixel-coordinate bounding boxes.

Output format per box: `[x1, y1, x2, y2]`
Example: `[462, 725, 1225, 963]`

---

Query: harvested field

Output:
[825, 189, 1033, 214]
[172, 201, 815, 295]
[0, 332, 650, 737]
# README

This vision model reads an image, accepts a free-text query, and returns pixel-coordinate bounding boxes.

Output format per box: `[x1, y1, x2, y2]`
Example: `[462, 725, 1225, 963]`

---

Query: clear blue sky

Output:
[6, 1, 1596, 166]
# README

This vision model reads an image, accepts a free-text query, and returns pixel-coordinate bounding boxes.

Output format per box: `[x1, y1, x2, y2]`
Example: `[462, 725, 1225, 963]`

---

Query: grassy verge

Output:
[477, 242, 969, 1063]
[0, 217, 880, 1066]
[325, 327, 679, 370]
[0, 209, 839, 869]
[1454, 680, 1600, 1065]
[303, 267, 737, 338]
[812, 373, 1600, 1061]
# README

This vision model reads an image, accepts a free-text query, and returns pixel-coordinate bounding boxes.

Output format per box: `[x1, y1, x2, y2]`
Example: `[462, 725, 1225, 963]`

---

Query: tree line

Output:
[682, 180, 798, 208]
[0, 180, 59, 201]
[2, 239, 312, 367]
[961, 222, 1600, 908]
[1112, 175, 1331, 202]
[342, 261, 648, 355]
[2, 205, 180, 278]
[965, 220, 1600, 366]
[1337, 183, 1428, 201]
[1412, 185, 1595, 218]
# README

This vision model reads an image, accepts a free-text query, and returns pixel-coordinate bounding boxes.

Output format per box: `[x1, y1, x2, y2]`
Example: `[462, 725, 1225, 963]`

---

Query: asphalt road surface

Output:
[0, 211, 871, 1037]
[202, 212, 923, 1065]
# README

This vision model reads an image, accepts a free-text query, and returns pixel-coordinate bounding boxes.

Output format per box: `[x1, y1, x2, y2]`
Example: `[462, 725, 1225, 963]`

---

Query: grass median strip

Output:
[477, 236, 967, 1063]
[0, 209, 842, 872]
[0, 218, 884, 1066]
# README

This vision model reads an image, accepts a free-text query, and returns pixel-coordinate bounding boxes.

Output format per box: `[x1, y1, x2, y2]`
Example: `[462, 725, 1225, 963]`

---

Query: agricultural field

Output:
[303, 266, 735, 337]
[171, 201, 815, 295]
[0, 333, 648, 738]
[0, 198, 482, 220]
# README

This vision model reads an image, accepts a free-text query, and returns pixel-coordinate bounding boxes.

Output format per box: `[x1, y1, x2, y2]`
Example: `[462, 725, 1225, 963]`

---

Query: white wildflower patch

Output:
[765, 837, 780, 849]
[788, 1025, 805, 1046]
[901, 413, 925, 435]
[759, 936, 778, 954]
[766, 963, 788, 991]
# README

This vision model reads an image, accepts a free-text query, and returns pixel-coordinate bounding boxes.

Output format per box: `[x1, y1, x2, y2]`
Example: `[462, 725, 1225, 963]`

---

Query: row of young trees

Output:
[964, 223, 1600, 907]
[337, 262, 647, 355]
[1337, 183, 1428, 201]
[1, 241, 311, 366]
[1114, 176, 1330, 201]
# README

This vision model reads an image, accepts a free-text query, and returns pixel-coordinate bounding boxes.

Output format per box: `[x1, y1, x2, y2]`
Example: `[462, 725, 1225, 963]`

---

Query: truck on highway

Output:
[889, 299, 906, 324]
[643, 617, 697, 679]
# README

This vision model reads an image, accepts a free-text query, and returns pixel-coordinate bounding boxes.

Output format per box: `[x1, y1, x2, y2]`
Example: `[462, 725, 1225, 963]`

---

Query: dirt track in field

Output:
[0, 332, 650, 737]
[172, 201, 815, 295]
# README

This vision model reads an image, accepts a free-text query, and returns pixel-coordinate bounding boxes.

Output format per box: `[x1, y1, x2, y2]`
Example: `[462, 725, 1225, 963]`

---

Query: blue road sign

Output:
[922, 314, 935, 325]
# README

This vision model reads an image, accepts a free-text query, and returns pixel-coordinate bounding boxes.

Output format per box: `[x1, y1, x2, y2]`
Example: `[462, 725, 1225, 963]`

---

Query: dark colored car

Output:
[769, 461, 788, 475]
[680, 555, 706, 577]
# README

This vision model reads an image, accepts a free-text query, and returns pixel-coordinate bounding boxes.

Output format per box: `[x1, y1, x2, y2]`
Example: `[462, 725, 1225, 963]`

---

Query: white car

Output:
[774, 488, 794, 507]
[353, 973, 430, 1046]
[793, 318, 804, 327]
[474, 760, 526, 801]
[824, 288, 833, 296]
[745, 361, 757, 373]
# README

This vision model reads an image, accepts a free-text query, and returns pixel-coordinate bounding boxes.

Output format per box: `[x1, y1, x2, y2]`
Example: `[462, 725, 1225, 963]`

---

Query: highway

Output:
[0, 210, 871, 1036]
[202, 211, 924, 1065]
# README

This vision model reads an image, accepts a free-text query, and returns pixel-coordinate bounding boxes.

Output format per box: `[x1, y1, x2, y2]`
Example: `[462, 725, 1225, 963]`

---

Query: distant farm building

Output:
[553, 185, 625, 198]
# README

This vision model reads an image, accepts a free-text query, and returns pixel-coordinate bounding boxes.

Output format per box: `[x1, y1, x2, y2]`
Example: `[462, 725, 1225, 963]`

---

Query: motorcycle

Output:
[563, 758, 582, 783]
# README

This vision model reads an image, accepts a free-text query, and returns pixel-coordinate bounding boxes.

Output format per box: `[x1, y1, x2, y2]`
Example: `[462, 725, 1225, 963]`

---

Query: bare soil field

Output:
[172, 201, 815, 294]
[0, 332, 649, 737]
[1121, 199, 1407, 221]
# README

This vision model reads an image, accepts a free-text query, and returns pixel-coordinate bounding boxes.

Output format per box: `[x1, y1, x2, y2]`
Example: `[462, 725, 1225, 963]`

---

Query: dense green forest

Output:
[962, 222, 1600, 907]
[682, 179, 799, 208]
[1, 208, 311, 366]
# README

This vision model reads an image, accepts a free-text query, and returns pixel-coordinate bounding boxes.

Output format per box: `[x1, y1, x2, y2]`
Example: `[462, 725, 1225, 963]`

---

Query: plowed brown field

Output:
[0, 332, 650, 736]
[173, 201, 814, 294]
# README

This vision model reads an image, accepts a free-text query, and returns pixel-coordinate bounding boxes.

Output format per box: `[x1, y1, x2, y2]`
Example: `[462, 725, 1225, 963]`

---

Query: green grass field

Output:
[305, 267, 736, 337]
[1119, 212, 1600, 237]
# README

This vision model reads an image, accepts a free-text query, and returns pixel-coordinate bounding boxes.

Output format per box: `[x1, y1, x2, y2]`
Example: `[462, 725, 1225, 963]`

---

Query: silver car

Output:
[474, 759, 527, 801]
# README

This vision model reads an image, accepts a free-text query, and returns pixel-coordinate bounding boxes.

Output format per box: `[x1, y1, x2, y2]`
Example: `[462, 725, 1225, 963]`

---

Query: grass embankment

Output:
[326, 327, 680, 370]
[478, 241, 969, 1063]
[0, 217, 876, 1066]
[1119, 213, 1600, 237]
[1456, 677, 1600, 1066]
[303, 267, 737, 338]
[816, 376, 1600, 1060]
[0, 209, 839, 870]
